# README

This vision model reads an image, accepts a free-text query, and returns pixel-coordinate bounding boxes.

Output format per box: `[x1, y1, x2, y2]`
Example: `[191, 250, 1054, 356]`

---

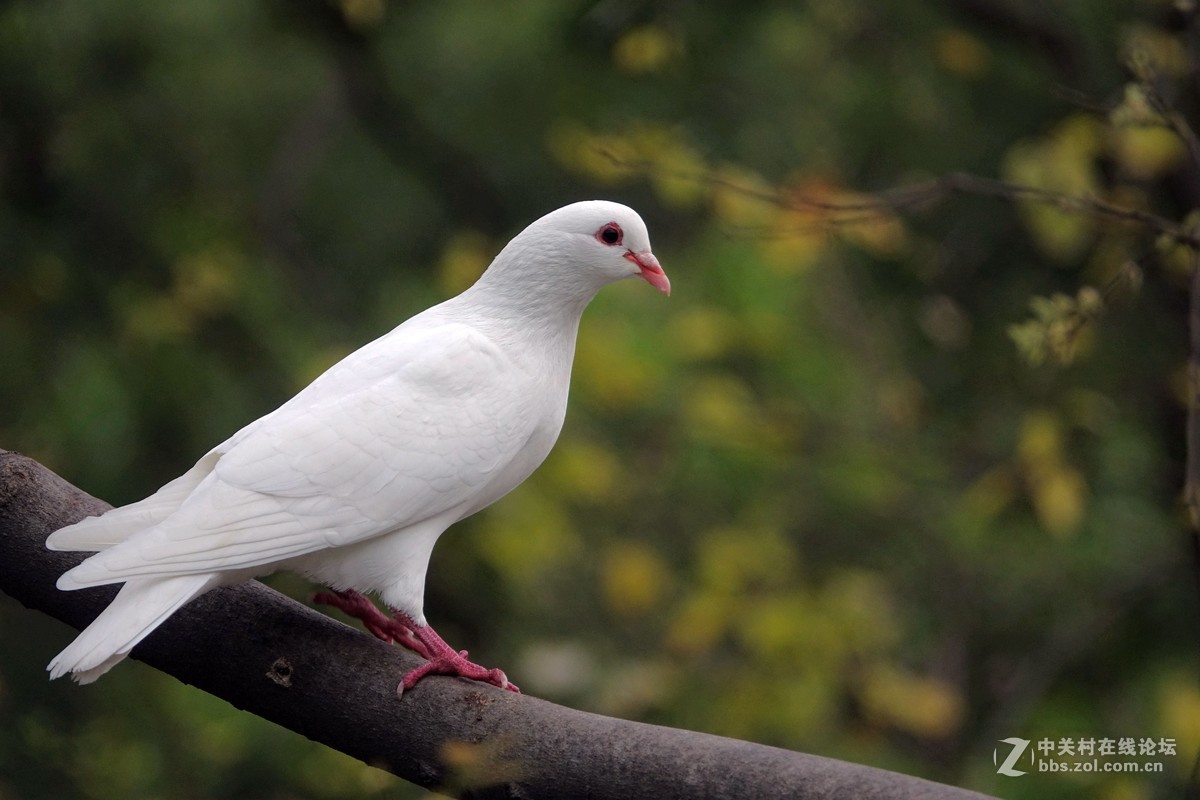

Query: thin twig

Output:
[936, 173, 1193, 243]
[599, 150, 1199, 248]
[1139, 77, 1200, 175]
[1187, 249, 1200, 531]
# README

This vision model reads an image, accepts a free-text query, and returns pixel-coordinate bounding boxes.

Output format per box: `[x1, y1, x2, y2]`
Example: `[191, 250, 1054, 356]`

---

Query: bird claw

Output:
[315, 589, 519, 697]
[396, 655, 520, 698]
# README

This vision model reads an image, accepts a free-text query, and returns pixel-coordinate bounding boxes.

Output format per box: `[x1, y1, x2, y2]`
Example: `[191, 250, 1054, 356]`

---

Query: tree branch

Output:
[599, 147, 1200, 248]
[1134, 62, 1200, 176]
[1187, 248, 1200, 533]
[0, 449, 996, 800]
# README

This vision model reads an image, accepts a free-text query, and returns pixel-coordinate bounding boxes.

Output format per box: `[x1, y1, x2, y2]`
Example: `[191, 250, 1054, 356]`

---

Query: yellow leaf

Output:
[1018, 410, 1064, 466]
[546, 121, 638, 184]
[711, 166, 778, 228]
[840, 211, 909, 257]
[548, 120, 709, 205]
[935, 29, 990, 78]
[759, 209, 827, 273]
[738, 594, 812, 659]
[648, 137, 709, 208]
[1158, 671, 1200, 778]
[821, 569, 900, 654]
[1110, 84, 1187, 179]
[1056, 113, 1106, 158]
[475, 490, 580, 585]
[695, 525, 797, 594]
[613, 24, 681, 75]
[600, 541, 671, 617]
[544, 437, 622, 503]
[666, 592, 731, 655]
[961, 466, 1017, 523]
[436, 231, 493, 296]
[710, 669, 838, 740]
[170, 246, 240, 316]
[858, 664, 964, 739]
[1009, 291, 1099, 366]
[574, 319, 661, 409]
[1017, 410, 1087, 537]
[1097, 780, 1151, 800]
[122, 294, 195, 344]
[1112, 125, 1185, 180]
[667, 306, 739, 361]
[1008, 318, 1048, 366]
[1002, 115, 1103, 261]
[1030, 466, 1086, 537]
[1121, 24, 1190, 78]
[340, 0, 384, 29]
[682, 373, 767, 449]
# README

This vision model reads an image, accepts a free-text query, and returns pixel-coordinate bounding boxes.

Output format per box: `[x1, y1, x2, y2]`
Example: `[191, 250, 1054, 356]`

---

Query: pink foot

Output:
[313, 590, 519, 696]
[395, 619, 520, 697]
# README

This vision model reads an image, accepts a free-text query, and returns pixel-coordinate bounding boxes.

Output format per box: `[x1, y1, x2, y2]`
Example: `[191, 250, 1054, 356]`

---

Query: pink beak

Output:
[624, 250, 671, 296]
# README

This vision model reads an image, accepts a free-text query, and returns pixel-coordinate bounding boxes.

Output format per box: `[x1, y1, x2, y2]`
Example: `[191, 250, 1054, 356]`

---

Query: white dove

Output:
[46, 200, 669, 694]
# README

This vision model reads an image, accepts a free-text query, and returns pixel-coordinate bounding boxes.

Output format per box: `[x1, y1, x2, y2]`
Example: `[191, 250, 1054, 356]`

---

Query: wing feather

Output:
[46, 453, 221, 552]
[59, 323, 538, 588]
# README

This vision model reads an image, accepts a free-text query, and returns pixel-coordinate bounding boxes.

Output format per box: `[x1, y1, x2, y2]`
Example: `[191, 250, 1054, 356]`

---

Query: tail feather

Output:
[48, 574, 218, 683]
[47, 454, 219, 552]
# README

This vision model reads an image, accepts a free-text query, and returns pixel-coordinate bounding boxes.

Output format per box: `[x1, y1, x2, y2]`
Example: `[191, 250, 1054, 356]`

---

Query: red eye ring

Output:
[596, 223, 623, 246]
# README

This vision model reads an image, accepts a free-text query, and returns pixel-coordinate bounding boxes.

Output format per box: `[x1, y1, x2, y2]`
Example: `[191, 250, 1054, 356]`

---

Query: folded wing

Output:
[56, 323, 536, 589]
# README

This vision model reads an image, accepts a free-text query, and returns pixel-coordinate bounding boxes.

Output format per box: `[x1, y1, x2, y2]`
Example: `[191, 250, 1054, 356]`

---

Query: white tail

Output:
[48, 573, 218, 683]
[46, 453, 219, 552]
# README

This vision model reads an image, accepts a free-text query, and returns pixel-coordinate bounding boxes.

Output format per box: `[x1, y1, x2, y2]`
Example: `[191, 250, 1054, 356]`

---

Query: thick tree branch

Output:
[0, 449, 995, 800]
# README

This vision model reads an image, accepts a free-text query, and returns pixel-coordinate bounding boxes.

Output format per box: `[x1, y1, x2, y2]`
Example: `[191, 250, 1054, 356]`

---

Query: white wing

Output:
[57, 322, 539, 588]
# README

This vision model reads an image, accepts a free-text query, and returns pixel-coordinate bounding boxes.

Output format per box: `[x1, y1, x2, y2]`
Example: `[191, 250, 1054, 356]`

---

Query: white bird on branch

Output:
[45, 201, 669, 695]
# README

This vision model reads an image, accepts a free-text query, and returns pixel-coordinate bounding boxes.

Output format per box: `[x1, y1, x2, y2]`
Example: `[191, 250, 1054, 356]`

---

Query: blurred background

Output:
[1, 0, 1197, 798]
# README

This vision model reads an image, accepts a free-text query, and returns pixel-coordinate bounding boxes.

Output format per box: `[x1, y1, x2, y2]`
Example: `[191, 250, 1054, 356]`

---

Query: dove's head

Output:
[544, 200, 670, 296]
[482, 201, 670, 302]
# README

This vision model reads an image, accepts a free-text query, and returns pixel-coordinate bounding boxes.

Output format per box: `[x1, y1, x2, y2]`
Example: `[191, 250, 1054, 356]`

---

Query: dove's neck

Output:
[447, 281, 592, 372]
[459, 275, 597, 327]
[448, 237, 605, 355]
[434, 294, 582, 404]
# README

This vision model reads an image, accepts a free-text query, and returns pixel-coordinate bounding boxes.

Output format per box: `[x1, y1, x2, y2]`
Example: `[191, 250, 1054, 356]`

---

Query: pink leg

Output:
[314, 590, 519, 696]
[313, 590, 433, 659]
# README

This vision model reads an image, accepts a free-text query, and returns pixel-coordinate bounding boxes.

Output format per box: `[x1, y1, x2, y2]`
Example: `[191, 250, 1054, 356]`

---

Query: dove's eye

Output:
[596, 223, 623, 246]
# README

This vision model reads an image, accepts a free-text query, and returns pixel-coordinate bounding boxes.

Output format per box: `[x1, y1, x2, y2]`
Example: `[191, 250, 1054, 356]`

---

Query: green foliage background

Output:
[1, 1, 1197, 798]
